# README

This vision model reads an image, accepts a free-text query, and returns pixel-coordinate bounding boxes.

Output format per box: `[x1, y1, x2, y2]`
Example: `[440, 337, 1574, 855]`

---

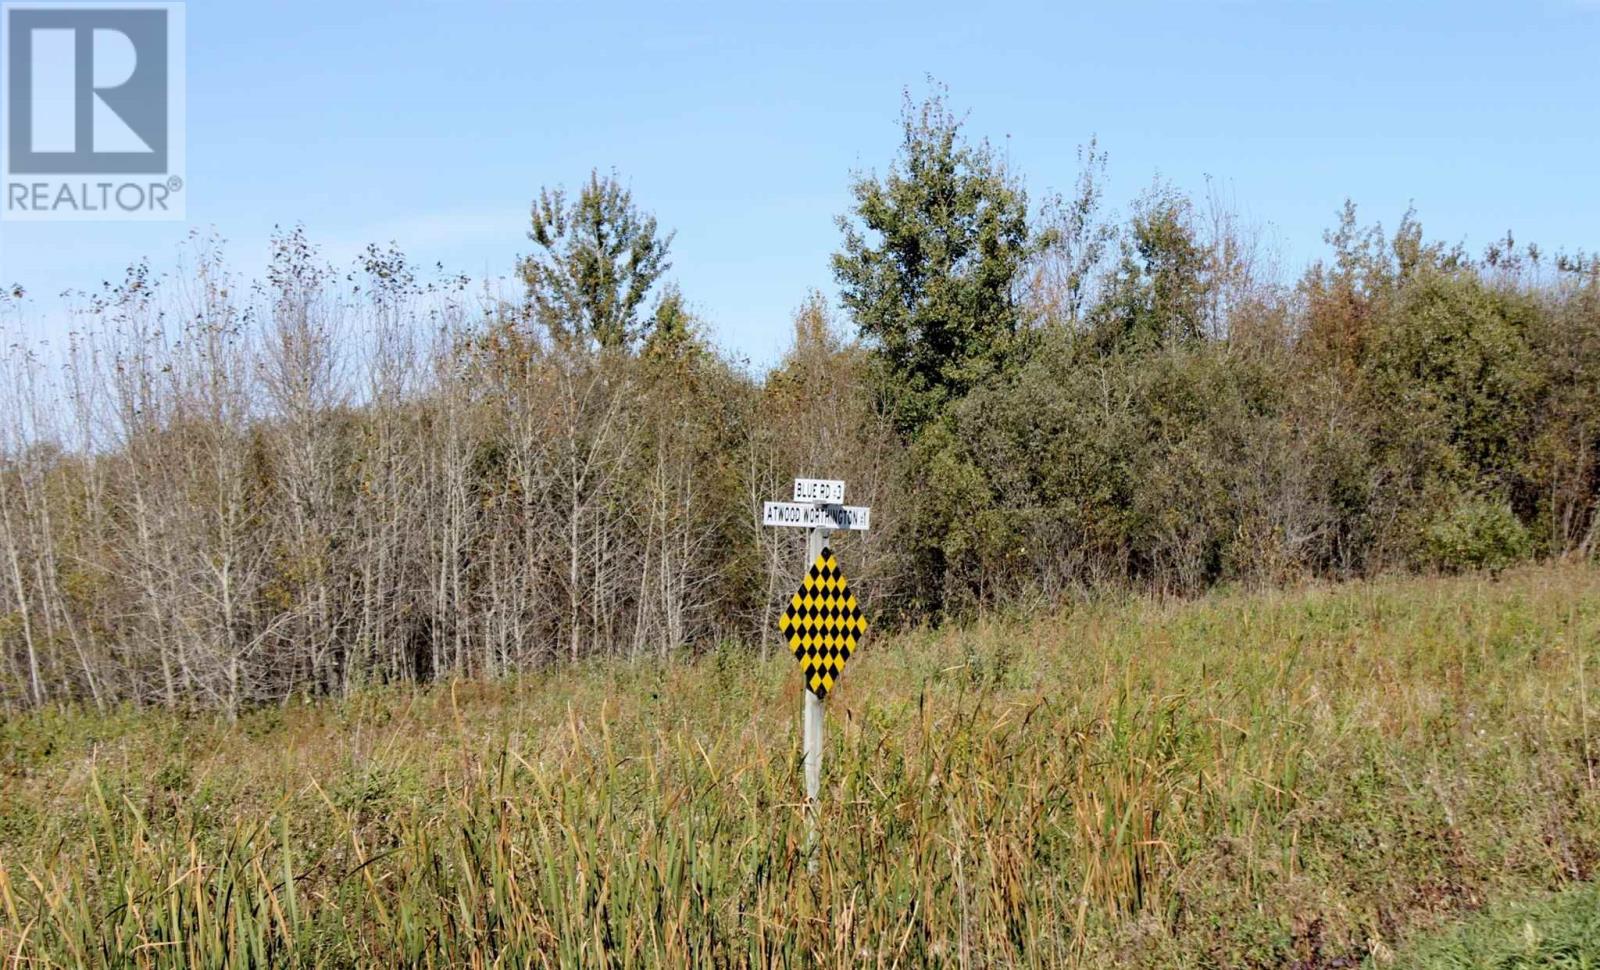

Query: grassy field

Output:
[2, 564, 1599, 967]
[1390, 881, 1600, 969]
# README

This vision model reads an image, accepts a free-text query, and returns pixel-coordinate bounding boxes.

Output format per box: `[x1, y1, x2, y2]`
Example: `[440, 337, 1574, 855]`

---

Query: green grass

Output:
[2, 564, 1599, 967]
[1389, 882, 1600, 969]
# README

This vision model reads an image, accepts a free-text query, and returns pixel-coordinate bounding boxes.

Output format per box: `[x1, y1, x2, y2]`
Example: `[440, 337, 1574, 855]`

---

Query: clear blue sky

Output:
[2, 0, 1596, 365]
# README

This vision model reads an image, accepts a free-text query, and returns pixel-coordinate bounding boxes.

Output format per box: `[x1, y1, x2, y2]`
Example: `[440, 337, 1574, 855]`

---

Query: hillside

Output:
[3, 563, 1598, 966]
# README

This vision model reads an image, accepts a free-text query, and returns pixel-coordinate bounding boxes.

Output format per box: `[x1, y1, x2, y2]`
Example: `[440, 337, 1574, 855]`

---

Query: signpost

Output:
[762, 477, 871, 869]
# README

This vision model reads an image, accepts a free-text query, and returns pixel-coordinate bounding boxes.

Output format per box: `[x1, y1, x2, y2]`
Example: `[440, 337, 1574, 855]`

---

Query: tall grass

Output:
[3, 564, 1598, 967]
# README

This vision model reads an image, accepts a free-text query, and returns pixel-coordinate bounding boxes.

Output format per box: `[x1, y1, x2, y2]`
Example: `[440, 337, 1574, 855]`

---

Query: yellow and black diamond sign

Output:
[779, 546, 868, 698]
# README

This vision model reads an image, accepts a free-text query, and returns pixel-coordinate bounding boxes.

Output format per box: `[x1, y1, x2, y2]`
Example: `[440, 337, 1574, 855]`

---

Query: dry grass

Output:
[3, 563, 1599, 967]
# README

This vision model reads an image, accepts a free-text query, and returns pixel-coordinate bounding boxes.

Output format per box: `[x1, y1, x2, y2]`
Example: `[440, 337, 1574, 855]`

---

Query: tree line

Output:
[2, 88, 1597, 712]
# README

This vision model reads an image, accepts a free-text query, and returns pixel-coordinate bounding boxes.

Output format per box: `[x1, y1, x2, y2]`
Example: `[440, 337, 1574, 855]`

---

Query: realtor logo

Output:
[2, 2, 185, 220]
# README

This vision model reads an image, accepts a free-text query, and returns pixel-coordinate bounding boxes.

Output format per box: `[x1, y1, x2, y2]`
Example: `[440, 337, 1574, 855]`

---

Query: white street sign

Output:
[793, 478, 845, 504]
[763, 501, 871, 531]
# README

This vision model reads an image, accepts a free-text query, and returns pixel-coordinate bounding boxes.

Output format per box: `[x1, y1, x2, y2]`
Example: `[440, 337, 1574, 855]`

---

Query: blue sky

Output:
[2, 0, 1597, 365]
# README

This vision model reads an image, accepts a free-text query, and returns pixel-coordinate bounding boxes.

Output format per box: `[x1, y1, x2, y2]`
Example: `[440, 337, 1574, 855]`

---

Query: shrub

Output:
[1424, 496, 1531, 576]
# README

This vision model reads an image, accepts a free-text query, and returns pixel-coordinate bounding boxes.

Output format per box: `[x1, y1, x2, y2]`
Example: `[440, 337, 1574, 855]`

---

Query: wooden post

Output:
[803, 522, 827, 870]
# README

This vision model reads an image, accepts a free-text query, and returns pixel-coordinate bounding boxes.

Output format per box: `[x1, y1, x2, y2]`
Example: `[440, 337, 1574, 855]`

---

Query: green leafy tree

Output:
[640, 285, 699, 366]
[1090, 186, 1208, 354]
[519, 170, 674, 351]
[833, 86, 1032, 436]
[1363, 268, 1542, 491]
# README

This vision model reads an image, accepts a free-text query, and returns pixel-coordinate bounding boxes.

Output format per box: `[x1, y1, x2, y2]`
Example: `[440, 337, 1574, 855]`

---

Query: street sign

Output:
[779, 546, 868, 698]
[793, 478, 845, 504]
[762, 501, 871, 531]
[758, 475, 872, 870]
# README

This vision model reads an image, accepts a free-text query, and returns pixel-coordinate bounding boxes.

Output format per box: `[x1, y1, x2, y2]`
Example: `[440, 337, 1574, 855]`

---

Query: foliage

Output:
[1090, 185, 1211, 352]
[3, 90, 1600, 711]
[1362, 269, 1542, 491]
[1425, 495, 1533, 576]
[833, 85, 1032, 437]
[519, 169, 674, 350]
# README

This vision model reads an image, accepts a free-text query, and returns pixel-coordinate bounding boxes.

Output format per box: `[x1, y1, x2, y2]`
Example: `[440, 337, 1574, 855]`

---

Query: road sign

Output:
[793, 478, 845, 504]
[762, 501, 871, 531]
[759, 475, 872, 870]
[778, 546, 868, 698]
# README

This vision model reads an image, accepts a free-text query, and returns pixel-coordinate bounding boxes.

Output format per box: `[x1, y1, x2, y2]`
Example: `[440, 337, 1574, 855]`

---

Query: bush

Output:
[1425, 496, 1531, 576]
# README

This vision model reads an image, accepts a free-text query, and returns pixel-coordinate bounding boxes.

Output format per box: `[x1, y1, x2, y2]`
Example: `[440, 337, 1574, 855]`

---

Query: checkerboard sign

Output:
[778, 546, 868, 698]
